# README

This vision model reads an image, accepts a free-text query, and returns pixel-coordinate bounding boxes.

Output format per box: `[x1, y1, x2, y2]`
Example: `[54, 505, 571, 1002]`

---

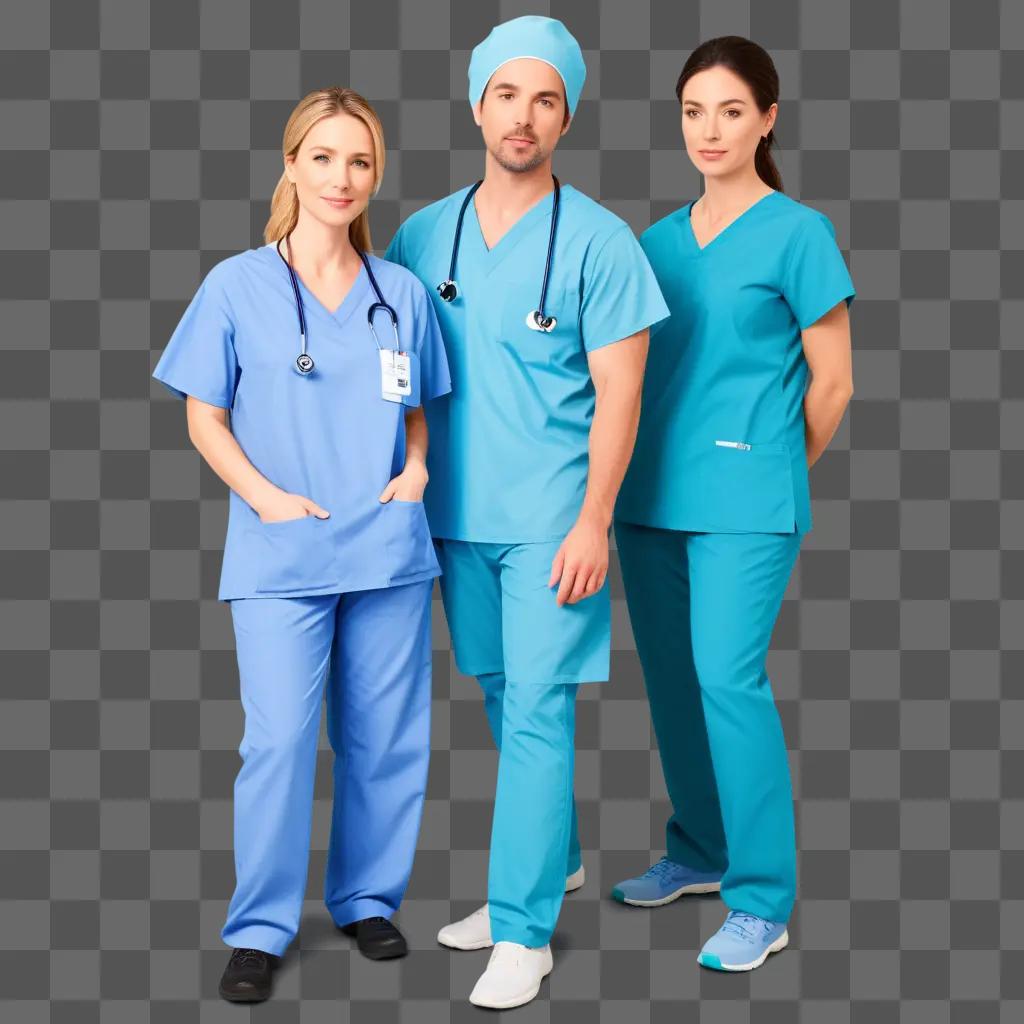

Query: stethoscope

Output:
[437, 173, 561, 333]
[276, 233, 400, 376]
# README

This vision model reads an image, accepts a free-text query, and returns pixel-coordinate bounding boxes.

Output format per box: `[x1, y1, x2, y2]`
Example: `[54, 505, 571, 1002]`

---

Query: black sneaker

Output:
[218, 946, 279, 1002]
[339, 916, 408, 960]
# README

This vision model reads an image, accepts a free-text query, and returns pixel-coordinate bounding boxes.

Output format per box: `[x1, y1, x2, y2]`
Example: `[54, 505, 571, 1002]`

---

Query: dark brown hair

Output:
[675, 35, 783, 192]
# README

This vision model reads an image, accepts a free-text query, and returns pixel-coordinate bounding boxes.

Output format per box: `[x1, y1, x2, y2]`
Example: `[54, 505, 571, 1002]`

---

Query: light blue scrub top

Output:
[151, 245, 452, 601]
[385, 183, 670, 543]
[615, 191, 856, 536]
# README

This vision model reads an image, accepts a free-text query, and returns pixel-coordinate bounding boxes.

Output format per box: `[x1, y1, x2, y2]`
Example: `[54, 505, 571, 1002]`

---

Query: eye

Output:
[539, 98, 553, 108]
[684, 109, 699, 118]
[499, 92, 514, 100]
[353, 159, 369, 168]
[313, 154, 329, 162]
[725, 109, 740, 117]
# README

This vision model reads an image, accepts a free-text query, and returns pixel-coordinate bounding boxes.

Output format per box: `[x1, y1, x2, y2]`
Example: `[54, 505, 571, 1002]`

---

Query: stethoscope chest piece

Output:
[437, 280, 458, 302]
[526, 309, 557, 333]
[295, 352, 315, 375]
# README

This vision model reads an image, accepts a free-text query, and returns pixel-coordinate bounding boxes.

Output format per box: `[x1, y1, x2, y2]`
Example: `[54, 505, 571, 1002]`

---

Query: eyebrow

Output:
[490, 81, 563, 100]
[309, 145, 373, 158]
[683, 99, 748, 107]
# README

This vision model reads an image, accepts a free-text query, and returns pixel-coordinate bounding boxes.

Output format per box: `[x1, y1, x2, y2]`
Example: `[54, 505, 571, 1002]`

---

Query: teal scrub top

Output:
[385, 183, 670, 544]
[151, 245, 452, 600]
[615, 190, 856, 536]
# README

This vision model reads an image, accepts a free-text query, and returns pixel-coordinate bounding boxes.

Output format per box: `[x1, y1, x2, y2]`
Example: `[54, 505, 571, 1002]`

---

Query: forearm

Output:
[804, 378, 853, 468]
[404, 406, 428, 470]
[188, 415, 279, 514]
[580, 380, 644, 529]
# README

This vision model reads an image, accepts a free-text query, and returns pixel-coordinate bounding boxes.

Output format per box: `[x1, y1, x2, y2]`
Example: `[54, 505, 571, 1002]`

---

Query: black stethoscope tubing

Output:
[276, 233, 400, 376]
[438, 174, 561, 332]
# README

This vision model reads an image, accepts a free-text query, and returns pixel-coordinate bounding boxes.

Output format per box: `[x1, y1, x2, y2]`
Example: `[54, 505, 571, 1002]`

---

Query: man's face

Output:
[473, 58, 571, 173]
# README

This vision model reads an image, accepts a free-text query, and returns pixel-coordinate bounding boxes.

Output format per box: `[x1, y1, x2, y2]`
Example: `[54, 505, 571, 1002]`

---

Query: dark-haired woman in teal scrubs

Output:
[611, 37, 855, 972]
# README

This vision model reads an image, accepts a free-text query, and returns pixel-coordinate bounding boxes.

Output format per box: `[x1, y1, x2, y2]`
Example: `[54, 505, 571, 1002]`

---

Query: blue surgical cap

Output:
[468, 15, 586, 117]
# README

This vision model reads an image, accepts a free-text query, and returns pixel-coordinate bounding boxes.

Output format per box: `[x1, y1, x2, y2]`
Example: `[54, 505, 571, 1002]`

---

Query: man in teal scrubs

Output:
[385, 14, 669, 1009]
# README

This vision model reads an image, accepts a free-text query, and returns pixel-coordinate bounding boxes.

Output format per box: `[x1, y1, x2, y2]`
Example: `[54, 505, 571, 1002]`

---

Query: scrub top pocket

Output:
[499, 283, 579, 367]
[697, 441, 798, 533]
[381, 499, 441, 583]
[250, 514, 340, 594]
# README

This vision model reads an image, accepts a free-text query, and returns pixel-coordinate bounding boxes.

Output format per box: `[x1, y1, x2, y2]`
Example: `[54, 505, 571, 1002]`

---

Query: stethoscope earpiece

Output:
[526, 310, 557, 332]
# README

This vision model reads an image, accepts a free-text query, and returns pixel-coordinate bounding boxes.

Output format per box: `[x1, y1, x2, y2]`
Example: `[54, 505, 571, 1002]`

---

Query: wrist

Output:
[579, 498, 612, 531]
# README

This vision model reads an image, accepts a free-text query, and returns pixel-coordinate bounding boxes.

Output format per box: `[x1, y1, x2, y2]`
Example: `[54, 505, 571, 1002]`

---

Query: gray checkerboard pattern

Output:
[2, 0, 1020, 1018]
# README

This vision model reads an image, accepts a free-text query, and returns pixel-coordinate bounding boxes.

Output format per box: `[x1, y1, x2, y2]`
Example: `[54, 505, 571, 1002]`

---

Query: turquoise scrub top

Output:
[385, 183, 670, 543]
[615, 190, 856, 536]
[151, 245, 452, 600]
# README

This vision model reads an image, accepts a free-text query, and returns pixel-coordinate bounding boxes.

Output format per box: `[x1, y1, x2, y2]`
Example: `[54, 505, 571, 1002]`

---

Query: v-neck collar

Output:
[264, 242, 370, 330]
[684, 190, 779, 255]
[467, 184, 565, 277]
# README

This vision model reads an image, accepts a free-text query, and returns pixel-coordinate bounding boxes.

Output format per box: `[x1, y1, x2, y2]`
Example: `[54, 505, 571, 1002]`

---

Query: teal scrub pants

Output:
[614, 521, 802, 924]
[435, 538, 608, 947]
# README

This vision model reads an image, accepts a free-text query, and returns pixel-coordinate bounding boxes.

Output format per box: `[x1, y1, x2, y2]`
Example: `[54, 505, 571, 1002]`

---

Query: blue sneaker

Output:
[610, 857, 723, 907]
[697, 909, 789, 971]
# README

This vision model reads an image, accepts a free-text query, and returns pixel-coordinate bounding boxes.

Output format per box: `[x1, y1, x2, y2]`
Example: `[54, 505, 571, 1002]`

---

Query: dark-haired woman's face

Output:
[680, 66, 775, 181]
[284, 113, 377, 230]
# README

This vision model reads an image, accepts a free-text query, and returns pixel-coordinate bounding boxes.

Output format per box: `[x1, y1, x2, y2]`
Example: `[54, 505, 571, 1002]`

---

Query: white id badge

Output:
[380, 349, 412, 402]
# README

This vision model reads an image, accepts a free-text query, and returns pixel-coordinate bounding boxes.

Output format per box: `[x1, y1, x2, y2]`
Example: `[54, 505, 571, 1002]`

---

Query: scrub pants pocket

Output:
[250, 514, 339, 593]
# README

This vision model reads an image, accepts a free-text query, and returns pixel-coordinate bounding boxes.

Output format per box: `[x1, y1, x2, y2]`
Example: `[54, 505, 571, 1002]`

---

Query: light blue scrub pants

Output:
[435, 539, 609, 948]
[614, 522, 802, 924]
[221, 580, 434, 956]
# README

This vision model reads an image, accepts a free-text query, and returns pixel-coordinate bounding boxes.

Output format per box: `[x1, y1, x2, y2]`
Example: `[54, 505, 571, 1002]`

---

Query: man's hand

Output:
[548, 509, 609, 606]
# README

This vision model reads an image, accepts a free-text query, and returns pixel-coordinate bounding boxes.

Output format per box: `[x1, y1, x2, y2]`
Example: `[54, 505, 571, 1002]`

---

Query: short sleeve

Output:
[152, 269, 239, 409]
[579, 224, 671, 353]
[412, 283, 451, 402]
[781, 212, 856, 331]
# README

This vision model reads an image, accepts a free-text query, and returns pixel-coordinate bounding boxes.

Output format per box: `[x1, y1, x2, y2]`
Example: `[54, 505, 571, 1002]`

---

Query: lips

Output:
[322, 197, 353, 208]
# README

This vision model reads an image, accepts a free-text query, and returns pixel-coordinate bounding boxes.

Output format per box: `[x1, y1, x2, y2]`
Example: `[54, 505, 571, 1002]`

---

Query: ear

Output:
[283, 153, 295, 184]
[471, 99, 483, 127]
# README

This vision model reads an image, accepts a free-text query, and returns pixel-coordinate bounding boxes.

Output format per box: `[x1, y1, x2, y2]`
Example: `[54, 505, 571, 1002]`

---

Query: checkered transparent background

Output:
[1, 0, 1021, 1019]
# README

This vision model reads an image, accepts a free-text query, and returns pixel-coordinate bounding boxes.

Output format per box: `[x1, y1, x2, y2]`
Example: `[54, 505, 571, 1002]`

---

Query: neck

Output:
[478, 155, 555, 212]
[697, 168, 773, 218]
[284, 213, 359, 276]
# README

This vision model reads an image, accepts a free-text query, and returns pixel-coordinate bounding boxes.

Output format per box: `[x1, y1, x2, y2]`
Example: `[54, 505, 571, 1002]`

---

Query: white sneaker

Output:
[468, 941, 553, 1009]
[437, 867, 586, 951]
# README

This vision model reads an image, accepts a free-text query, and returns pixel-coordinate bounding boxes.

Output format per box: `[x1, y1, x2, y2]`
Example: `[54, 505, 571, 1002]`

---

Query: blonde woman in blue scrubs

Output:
[612, 36, 856, 972]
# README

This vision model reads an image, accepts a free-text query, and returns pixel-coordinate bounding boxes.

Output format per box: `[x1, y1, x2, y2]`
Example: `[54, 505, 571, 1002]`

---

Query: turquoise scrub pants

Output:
[614, 521, 802, 923]
[435, 538, 607, 947]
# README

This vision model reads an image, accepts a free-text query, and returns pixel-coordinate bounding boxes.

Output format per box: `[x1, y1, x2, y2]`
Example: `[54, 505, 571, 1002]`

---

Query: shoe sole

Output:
[611, 880, 722, 907]
[440, 874, 585, 951]
[697, 930, 789, 971]
[468, 961, 554, 1009]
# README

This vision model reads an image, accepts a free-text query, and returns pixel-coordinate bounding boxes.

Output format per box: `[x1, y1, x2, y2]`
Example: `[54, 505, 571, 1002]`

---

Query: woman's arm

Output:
[801, 300, 854, 469]
[185, 397, 328, 521]
[378, 405, 430, 502]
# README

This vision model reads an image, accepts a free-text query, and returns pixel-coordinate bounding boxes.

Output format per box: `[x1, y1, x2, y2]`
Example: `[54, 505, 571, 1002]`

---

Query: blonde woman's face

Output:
[680, 65, 775, 180]
[285, 113, 377, 227]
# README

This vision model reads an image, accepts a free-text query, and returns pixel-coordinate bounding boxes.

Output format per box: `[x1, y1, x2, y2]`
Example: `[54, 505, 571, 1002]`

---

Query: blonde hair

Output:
[263, 86, 386, 252]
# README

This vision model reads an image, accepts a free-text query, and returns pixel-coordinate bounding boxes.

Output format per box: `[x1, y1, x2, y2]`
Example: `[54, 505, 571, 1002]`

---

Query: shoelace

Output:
[720, 911, 771, 942]
[488, 943, 522, 968]
[231, 947, 267, 968]
[642, 857, 683, 880]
